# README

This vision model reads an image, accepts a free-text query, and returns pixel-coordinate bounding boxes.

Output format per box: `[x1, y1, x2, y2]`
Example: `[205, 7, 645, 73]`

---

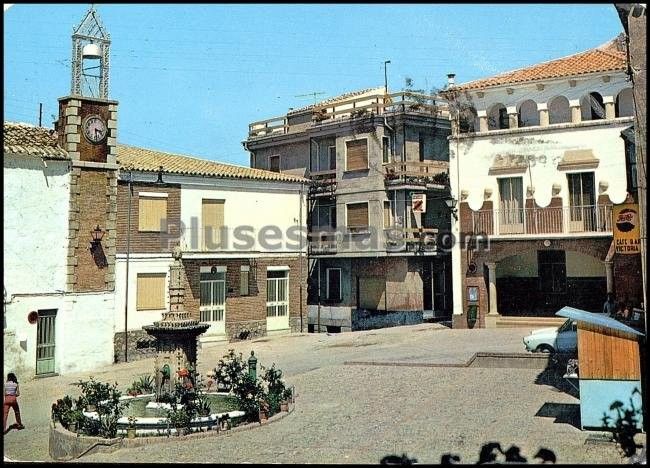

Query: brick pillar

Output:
[537, 103, 549, 127]
[569, 99, 581, 124]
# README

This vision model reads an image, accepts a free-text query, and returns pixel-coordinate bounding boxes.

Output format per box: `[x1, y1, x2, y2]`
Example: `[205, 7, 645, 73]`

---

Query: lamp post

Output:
[248, 351, 258, 380]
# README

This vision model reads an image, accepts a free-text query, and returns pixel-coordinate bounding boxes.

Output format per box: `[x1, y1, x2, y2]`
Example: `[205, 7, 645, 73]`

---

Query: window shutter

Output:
[346, 139, 368, 171]
[347, 203, 369, 229]
[202, 199, 225, 249]
[136, 273, 166, 310]
[383, 201, 392, 227]
[138, 197, 167, 232]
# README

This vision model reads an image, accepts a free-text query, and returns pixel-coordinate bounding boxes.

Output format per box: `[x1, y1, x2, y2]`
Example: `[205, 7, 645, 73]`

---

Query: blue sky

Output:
[4, 4, 623, 167]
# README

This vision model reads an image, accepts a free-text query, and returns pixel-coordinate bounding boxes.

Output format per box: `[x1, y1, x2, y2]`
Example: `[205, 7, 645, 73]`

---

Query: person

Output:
[4, 372, 24, 433]
[603, 292, 617, 317]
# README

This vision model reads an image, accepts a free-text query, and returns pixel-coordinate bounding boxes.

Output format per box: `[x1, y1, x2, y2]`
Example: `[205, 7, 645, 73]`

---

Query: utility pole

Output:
[38, 103, 42, 127]
[384, 60, 391, 94]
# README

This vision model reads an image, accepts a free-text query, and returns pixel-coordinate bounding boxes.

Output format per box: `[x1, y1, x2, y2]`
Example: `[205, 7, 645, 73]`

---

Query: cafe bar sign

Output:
[613, 203, 641, 255]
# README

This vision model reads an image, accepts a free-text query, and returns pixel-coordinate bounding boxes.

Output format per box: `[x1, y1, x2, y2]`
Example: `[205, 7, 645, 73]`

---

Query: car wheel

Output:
[536, 344, 555, 354]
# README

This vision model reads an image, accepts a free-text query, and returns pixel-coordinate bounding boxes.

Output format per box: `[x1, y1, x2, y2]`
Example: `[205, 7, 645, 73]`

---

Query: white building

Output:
[444, 36, 641, 329]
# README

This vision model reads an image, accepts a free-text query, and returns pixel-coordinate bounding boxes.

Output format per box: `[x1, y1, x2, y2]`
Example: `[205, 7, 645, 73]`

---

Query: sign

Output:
[612, 203, 641, 255]
[412, 193, 426, 213]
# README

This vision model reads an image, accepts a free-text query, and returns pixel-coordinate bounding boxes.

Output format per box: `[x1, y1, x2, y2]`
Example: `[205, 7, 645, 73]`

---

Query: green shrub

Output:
[74, 377, 130, 438]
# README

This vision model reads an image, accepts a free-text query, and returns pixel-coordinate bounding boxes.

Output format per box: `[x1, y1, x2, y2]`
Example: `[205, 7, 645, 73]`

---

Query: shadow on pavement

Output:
[535, 402, 581, 429]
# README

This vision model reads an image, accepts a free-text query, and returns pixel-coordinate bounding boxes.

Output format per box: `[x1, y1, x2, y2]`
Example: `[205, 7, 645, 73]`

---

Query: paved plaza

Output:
[3, 324, 630, 464]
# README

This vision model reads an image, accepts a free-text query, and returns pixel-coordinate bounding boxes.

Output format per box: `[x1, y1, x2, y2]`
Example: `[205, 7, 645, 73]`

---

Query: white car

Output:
[523, 318, 577, 353]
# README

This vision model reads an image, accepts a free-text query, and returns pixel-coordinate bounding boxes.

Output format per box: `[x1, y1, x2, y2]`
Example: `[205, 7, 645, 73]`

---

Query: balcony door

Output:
[498, 177, 524, 234]
[567, 172, 595, 232]
[267, 269, 290, 331]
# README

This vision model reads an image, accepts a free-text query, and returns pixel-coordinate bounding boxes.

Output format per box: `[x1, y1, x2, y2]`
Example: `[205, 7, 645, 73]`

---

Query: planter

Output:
[86, 404, 96, 413]
[259, 410, 268, 424]
[280, 401, 289, 412]
[126, 427, 136, 439]
[68, 422, 77, 433]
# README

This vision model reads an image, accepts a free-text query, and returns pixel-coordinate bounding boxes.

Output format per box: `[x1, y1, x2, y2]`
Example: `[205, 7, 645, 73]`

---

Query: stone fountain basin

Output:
[83, 393, 245, 435]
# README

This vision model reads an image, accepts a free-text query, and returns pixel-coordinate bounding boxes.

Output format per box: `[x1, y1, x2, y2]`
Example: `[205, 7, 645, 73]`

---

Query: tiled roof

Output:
[3, 122, 69, 159]
[117, 144, 308, 183]
[452, 37, 627, 92]
[288, 87, 385, 115]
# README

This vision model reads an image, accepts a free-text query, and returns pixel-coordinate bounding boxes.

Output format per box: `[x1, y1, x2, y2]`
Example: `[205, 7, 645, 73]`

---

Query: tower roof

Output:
[73, 6, 110, 40]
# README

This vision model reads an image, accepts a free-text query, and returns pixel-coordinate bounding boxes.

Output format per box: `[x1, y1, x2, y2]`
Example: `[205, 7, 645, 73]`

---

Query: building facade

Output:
[245, 88, 453, 332]
[444, 36, 641, 329]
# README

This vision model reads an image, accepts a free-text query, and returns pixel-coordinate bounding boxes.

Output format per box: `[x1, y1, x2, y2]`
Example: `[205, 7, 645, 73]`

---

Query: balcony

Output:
[384, 161, 449, 188]
[385, 227, 438, 252]
[471, 205, 613, 237]
[248, 91, 449, 139]
[308, 231, 338, 255]
[309, 169, 337, 197]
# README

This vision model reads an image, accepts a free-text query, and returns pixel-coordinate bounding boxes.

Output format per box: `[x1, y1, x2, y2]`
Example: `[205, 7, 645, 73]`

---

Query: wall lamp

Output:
[90, 224, 106, 246]
[445, 197, 458, 220]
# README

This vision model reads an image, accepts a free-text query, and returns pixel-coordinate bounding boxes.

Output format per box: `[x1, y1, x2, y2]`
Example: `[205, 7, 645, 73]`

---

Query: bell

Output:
[82, 43, 101, 60]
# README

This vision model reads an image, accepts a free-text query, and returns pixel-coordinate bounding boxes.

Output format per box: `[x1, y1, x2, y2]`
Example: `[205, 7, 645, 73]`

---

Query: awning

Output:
[555, 306, 644, 336]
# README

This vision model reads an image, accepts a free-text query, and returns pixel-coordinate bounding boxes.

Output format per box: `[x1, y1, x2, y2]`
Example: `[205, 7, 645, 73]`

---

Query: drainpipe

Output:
[317, 260, 321, 333]
[299, 182, 305, 333]
[123, 170, 132, 363]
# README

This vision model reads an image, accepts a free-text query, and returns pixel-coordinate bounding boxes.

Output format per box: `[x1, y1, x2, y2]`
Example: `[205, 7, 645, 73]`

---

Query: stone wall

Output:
[113, 330, 157, 364]
[225, 320, 267, 341]
[351, 309, 423, 331]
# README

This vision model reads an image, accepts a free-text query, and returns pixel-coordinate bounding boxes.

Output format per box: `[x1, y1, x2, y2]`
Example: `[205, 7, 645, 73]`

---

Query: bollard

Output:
[248, 350, 258, 380]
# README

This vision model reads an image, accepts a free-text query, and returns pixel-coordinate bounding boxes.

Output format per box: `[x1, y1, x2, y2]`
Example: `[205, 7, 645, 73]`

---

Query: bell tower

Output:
[58, 5, 118, 294]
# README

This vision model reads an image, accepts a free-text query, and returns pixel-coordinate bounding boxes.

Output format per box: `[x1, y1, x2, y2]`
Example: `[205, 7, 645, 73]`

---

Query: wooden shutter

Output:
[202, 199, 225, 249]
[346, 139, 368, 171]
[347, 203, 368, 229]
[136, 273, 166, 310]
[138, 196, 167, 232]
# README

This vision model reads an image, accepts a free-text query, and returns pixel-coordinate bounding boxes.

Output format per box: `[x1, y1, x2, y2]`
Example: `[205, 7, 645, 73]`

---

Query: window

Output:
[240, 265, 250, 296]
[202, 199, 225, 250]
[328, 146, 337, 170]
[326, 268, 342, 301]
[498, 177, 524, 233]
[567, 172, 596, 231]
[136, 273, 166, 310]
[383, 200, 392, 227]
[200, 268, 226, 322]
[548, 96, 571, 124]
[345, 139, 368, 171]
[138, 194, 168, 232]
[538, 250, 566, 294]
[624, 134, 638, 196]
[346, 202, 369, 232]
[266, 270, 289, 317]
[382, 136, 391, 163]
[269, 155, 280, 172]
[419, 134, 425, 162]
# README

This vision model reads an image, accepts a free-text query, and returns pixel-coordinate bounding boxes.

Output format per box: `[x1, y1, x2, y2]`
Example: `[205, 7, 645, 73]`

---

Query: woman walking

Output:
[3, 373, 24, 433]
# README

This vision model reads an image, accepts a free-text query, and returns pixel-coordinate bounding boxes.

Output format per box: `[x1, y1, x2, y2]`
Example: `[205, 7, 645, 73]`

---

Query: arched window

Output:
[548, 96, 571, 124]
[580, 92, 605, 121]
[459, 105, 478, 133]
[488, 103, 508, 130]
[615, 88, 634, 117]
[517, 100, 539, 127]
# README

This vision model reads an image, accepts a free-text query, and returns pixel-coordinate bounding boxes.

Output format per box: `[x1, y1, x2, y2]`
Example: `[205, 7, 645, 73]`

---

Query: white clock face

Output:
[83, 116, 107, 143]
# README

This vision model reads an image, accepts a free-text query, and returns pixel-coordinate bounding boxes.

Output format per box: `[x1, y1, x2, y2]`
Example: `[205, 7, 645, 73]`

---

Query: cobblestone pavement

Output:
[2, 324, 629, 464]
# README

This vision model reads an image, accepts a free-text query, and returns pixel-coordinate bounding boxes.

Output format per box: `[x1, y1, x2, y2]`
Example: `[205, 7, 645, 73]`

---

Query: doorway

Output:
[36, 309, 57, 375]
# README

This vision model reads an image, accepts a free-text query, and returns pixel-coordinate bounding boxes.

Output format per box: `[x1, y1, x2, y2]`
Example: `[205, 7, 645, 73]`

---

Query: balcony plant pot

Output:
[127, 427, 136, 439]
[280, 401, 289, 412]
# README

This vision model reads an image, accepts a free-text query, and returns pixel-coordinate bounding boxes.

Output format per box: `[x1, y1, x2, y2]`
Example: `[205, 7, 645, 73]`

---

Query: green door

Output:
[36, 309, 56, 375]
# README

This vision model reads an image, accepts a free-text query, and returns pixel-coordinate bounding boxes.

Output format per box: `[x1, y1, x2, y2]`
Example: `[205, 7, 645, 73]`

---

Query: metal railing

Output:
[471, 204, 613, 236]
[384, 161, 449, 186]
[308, 169, 337, 196]
[248, 92, 449, 138]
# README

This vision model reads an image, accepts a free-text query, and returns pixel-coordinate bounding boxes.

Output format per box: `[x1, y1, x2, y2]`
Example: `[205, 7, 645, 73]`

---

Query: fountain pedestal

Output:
[143, 247, 209, 396]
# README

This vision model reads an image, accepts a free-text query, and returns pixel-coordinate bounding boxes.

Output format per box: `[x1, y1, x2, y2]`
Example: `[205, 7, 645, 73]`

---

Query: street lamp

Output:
[445, 197, 458, 220]
[90, 225, 105, 245]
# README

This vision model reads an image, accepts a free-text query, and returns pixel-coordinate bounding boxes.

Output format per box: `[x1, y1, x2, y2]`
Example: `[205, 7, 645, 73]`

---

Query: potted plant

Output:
[280, 388, 292, 412]
[126, 416, 137, 439]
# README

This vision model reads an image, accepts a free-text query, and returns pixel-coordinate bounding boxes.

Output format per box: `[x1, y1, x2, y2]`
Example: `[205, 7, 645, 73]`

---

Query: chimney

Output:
[447, 73, 456, 88]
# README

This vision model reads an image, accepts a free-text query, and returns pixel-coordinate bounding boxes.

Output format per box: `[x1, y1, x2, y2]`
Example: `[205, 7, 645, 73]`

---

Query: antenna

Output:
[295, 91, 326, 105]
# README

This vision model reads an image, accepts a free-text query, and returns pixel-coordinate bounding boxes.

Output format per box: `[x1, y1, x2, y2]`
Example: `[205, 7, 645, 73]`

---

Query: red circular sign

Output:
[28, 311, 38, 324]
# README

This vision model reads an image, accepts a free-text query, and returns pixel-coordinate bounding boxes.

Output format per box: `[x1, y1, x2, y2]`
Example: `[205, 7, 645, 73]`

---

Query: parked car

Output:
[523, 318, 577, 353]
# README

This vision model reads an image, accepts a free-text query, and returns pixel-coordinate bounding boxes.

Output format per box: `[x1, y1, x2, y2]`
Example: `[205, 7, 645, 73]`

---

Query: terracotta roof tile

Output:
[453, 39, 627, 92]
[3, 122, 68, 159]
[117, 144, 308, 183]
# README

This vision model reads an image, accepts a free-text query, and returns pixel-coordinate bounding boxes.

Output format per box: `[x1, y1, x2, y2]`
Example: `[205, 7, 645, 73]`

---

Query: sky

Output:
[4, 4, 624, 167]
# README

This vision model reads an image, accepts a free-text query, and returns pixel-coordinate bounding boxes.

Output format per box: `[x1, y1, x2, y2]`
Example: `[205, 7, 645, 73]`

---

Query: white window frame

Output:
[266, 270, 289, 317]
[344, 137, 369, 171]
[326, 268, 342, 301]
[199, 266, 226, 323]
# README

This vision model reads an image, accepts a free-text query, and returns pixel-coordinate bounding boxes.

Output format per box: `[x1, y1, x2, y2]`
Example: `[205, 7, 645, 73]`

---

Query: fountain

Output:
[143, 246, 209, 398]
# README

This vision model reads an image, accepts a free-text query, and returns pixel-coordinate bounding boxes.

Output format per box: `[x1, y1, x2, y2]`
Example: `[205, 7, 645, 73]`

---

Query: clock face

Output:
[83, 115, 107, 143]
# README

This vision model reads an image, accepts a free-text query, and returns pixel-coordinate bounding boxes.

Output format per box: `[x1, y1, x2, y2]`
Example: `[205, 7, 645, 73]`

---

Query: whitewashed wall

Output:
[114, 256, 172, 332]
[3, 156, 70, 297]
[179, 180, 307, 253]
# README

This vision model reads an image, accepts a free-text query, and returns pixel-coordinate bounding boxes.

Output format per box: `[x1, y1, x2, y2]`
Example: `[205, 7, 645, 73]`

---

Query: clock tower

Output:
[56, 6, 118, 293]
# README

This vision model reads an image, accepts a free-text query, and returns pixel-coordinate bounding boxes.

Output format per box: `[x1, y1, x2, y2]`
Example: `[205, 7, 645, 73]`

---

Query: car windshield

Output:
[558, 319, 574, 332]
